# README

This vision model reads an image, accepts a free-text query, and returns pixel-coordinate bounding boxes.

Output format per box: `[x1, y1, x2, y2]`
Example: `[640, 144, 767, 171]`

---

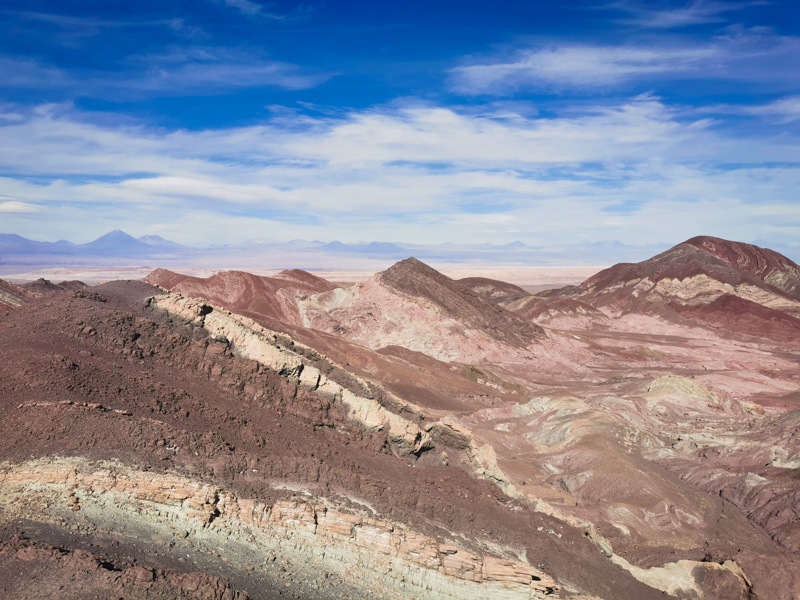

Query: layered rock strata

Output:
[150, 292, 432, 456]
[0, 458, 558, 599]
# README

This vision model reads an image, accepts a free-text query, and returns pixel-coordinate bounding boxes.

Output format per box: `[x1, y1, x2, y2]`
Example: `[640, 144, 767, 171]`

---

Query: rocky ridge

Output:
[150, 292, 432, 456]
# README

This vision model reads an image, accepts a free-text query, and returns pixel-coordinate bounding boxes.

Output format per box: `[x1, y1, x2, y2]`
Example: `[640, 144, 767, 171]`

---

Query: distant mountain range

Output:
[1, 230, 798, 272]
[0, 230, 185, 256]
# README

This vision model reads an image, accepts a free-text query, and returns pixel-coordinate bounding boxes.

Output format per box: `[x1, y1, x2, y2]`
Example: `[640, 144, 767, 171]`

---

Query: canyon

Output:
[1, 236, 799, 599]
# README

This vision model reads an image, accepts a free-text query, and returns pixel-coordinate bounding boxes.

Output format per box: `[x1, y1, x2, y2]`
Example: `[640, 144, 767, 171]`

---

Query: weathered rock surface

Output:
[150, 292, 433, 456]
[0, 458, 558, 599]
[0, 280, 672, 600]
[299, 258, 545, 362]
[0, 534, 247, 600]
[3, 236, 800, 600]
[548, 236, 800, 325]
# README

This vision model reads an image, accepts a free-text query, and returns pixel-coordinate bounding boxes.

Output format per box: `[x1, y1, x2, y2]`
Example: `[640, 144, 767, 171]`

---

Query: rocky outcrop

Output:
[0, 536, 247, 600]
[150, 292, 432, 456]
[0, 458, 558, 599]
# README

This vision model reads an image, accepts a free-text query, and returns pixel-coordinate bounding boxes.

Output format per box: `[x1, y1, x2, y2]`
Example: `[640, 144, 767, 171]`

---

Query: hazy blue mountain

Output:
[138, 235, 184, 248]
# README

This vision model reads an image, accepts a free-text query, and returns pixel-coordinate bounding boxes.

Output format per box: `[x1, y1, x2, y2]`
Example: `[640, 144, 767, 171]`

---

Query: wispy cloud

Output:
[213, 0, 293, 19]
[609, 0, 748, 29]
[0, 198, 38, 213]
[450, 45, 716, 92]
[131, 47, 332, 94]
[450, 28, 800, 93]
[744, 96, 800, 122]
[0, 46, 332, 98]
[222, 0, 266, 16]
[0, 56, 72, 89]
[2, 10, 206, 40]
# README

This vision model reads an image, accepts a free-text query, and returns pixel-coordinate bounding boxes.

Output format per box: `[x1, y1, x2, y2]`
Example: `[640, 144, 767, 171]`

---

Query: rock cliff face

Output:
[150, 292, 433, 457]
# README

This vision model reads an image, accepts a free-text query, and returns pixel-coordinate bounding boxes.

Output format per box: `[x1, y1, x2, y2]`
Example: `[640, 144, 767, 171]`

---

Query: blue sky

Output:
[0, 0, 798, 247]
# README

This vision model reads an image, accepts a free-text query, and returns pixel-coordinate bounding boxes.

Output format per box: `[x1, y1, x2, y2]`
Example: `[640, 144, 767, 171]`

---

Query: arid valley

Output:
[3, 2, 800, 598]
[1, 235, 799, 599]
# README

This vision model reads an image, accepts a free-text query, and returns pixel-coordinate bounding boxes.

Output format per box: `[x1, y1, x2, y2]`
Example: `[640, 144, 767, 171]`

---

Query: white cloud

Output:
[450, 46, 716, 92]
[223, 0, 263, 15]
[0, 199, 38, 212]
[0, 98, 797, 247]
[0, 47, 332, 98]
[449, 29, 800, 93]
[611, 0, 746, 29]
[744, 96, 800, 123]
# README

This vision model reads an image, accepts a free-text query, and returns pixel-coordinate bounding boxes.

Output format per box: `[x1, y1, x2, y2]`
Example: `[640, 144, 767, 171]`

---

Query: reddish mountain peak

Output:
[380, 256, 443, 281]
[274, 269, 337, 294]
[143, 268, 190, 289]
[144, 268, 336, 328]
[582, 236, 799, 295]
[377, 257, 456, 303]
[376, 257, 545, 345]
[683, 236, 800, 288]
[572, 236, 800, 323]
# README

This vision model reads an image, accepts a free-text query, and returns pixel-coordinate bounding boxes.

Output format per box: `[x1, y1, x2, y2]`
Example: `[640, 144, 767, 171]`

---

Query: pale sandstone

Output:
[150, 293, 431, 456]
[0, 458, 559, 599]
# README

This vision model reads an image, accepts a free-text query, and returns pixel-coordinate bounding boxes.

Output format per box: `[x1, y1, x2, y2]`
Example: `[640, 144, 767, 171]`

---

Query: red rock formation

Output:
[144, 268, 337, 326]
[299, 258, 546, 362]
[547, 237, 800, 326]
[0, 279, 34, 312]
[685, 235, 800, 298]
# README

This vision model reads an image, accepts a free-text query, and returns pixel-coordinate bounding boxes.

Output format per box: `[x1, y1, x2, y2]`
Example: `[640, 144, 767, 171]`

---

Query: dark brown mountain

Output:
[21, 278, 87, 294]
[457, 276, 531, 304]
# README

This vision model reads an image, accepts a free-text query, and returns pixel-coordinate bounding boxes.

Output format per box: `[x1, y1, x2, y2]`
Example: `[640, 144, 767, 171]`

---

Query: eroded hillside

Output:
[2, 237, 800, 599]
